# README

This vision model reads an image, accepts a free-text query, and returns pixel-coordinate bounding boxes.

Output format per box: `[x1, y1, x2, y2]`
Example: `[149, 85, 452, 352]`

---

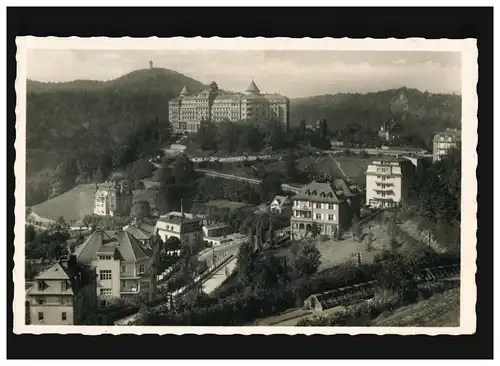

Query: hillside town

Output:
[25, 67, 462, 327]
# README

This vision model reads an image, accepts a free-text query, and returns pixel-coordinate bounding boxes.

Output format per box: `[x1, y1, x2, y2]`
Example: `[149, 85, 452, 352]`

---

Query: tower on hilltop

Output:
[149, 60, 154, 69]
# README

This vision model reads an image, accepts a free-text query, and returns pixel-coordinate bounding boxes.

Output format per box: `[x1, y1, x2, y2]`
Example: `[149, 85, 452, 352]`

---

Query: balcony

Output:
[374, 188, 395, 194]
[120, 287, 139, 294]
[295, 203, 312, 210]
[292, 212, 312, 220]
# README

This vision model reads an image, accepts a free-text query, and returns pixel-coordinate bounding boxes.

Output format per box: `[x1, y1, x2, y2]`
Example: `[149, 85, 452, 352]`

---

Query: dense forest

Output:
[290, 88, 461, 149]
[26, 68, 206, 206]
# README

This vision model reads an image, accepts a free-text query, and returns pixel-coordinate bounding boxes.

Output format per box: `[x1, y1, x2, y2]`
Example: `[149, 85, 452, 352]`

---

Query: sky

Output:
[27, 49, 461, 98]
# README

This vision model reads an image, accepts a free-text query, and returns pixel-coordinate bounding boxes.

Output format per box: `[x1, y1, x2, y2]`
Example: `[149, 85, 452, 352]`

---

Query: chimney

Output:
[180, 199, 184, 220]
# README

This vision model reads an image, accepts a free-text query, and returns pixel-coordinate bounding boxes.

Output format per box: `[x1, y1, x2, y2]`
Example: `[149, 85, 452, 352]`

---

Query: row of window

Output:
[99, 266, 146, 281]
[37, 281, 70, 292]
[34, 296, 72, 305]
[98, 255, 113, 260]
[294, 201, 336, 210]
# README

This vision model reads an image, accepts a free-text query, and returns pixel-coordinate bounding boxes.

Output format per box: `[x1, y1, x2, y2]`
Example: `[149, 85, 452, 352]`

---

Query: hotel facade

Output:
[168, 80, 290, 134]
[290, 180, 360, 240]
[432, 128, 461, 162]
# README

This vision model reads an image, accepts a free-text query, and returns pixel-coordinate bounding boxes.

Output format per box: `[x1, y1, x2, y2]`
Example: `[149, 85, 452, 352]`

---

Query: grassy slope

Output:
[31, 183, 160, 222]
[31, 184, 97, 222]
[373, 288, 460, 327]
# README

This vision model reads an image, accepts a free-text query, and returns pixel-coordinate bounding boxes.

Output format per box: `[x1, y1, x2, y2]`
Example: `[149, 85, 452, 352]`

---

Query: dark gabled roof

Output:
[27, 260, 96, 296]
[123, 222, 155, 240]
[180, 85, 191, 96]
[74, 229, 151, 265]
[293, 179, 358, 203]
[245, 80, 260, 94]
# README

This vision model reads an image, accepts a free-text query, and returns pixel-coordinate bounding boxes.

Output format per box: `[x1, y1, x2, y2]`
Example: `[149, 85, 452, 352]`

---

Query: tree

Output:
[299, 120, 307, 140]
[351, 216, 362, 241]
[375, 252, 418, 301]
[259, 172, 283, 203]
[319, 119, 328, 138]
[311, 222, 321, 238]
[130, 201, 151, 219]
[196, 120, 218, 150]
[172, 155, 195, 185]
[283, 152, 298, 181]
[293, 241, 321, 275]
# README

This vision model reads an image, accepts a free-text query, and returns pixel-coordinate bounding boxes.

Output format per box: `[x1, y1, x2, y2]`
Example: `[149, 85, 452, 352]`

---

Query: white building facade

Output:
[168, 80, 290, 133]
[155, 212, 203, 246]
[365, 157, 414, 208]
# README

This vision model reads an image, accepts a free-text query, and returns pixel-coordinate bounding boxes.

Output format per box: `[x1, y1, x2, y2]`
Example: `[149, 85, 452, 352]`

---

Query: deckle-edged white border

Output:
[13, 37, 478, 336]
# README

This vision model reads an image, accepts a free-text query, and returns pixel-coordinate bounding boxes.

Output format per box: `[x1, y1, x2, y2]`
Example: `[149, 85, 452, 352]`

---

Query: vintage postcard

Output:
[13, 36, 477, 335]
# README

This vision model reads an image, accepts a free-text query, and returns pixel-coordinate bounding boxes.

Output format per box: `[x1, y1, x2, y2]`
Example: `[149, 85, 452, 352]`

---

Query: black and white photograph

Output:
[13, 37, 477, 335]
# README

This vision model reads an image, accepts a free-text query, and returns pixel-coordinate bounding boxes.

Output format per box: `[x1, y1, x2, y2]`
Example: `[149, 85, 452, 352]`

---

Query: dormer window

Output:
[61, 281, 70, 291]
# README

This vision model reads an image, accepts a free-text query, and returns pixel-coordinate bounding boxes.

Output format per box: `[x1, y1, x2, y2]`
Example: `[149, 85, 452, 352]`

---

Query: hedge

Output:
[138, 251, 459, 326]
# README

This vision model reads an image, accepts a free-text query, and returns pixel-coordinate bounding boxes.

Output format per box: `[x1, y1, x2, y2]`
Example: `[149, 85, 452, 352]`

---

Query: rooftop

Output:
[157, 211, 202, 225]
[27, 259, 96, 296]
[293, 179, 358, 203]
[370, 156, 408, 164]
[74, 229, 151, 265]
[204, 222, 231, 230]
[123, 222, 156, 240]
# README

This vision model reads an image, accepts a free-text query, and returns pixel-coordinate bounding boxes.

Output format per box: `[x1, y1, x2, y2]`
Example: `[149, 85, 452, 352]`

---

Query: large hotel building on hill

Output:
[168, 80, 290, 133]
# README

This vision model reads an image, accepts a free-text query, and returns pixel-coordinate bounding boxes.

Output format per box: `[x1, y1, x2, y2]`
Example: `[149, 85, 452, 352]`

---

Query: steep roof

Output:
[180, 85, 191, 96]
[115, 231, 150, 262]
[74, 229, 151, 265]
[293, 179, 358, 203]
[36, 261, 71, 280]
[27, 260, 96, 296]
[123, 222, 155, 240]
[272, 195, 288, 205]
[245, 80, 260, 94]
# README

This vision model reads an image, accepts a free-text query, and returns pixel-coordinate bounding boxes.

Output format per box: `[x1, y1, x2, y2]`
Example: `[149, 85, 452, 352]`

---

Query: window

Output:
[316, 213, 322, 220]
[316, 203, 321, 209]
[62, 312, 67, 321]
[100, 288, 112, 296]
[139, 265, 145, 275]
[328, 214, 335, 221]
[38, 312, 44, 321]
[37, 281, 44, 291]
[99, 270, 112, 280]
[99, 255, 112, 260]
[61, 281, 69, 291]
[328, 204, 334, 210]
[121, 265, 126, 273]
[37, 298, 44, 305]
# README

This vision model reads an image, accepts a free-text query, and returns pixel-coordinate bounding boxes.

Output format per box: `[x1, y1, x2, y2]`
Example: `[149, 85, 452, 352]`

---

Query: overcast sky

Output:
[27, 50, 461, 98]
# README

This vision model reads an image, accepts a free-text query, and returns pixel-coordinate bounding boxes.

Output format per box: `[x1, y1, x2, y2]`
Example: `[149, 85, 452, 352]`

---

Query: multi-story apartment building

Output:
[365, 156, 415, 209]
[168, 80, 290, 133]
[155, 211, 203, 246]
[26, 256, 97, 325]
[432, 128, 461, 162]
[93, 181, 132, 217]
[72, 229, 159, 303]
[290, 179, 360, 240]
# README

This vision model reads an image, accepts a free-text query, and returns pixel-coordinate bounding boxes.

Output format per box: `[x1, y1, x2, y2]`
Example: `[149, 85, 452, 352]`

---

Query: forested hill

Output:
[290, 87, 461, 147]
[26, 68, 206, 206]
[27, 68, 206, 93]
[27, 68, 205, 169]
